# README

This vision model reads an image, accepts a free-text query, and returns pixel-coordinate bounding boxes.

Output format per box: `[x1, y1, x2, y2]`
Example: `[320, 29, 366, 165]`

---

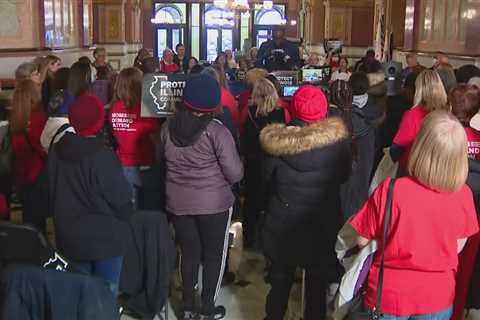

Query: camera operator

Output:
[255, 27, 300, 72]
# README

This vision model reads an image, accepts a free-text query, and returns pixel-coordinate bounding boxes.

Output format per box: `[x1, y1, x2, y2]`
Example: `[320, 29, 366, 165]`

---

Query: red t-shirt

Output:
[160, 61, 179, 74]
[465, 126, 480, 160]
[221, 88, 240, 130]
[350, 177, 479, 316]
[12, 110, 47, 186]
[109, 101, 159, 167]
[392, 106, 429, 168]
[238, 90, 251, 114]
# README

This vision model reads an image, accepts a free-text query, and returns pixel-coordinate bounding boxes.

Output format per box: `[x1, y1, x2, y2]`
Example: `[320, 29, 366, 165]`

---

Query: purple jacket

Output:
[159, 118, 243, 216]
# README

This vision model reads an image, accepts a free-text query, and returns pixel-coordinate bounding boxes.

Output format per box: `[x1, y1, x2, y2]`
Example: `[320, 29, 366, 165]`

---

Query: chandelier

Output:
[213, 0, 250, 13]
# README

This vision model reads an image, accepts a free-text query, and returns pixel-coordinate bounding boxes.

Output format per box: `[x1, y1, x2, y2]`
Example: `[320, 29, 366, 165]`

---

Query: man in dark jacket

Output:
[47, 94, 133, 296]
[255, 27, 300, 72]
[173, 43, 189, 74]
[260, 85, 351, 320]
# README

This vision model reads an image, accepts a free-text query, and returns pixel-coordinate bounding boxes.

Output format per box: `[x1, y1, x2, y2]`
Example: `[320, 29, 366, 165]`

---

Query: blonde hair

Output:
[162, 48, 174, 62]
[408, 110, 468, 192]
[15, 62, 38, 81]
[246, 68, 268, 89]
[414, 70, 448, 112]
[252, 78, 279, 117]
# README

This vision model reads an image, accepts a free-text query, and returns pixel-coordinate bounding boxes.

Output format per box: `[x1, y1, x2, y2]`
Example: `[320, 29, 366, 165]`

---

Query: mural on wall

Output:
[0, 1, 19, 37]
[0, 0, 39, 49]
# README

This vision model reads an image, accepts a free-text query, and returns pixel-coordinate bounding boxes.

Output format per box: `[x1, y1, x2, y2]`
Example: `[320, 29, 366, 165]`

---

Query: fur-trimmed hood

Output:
[260, 117, 348, 157]
[368, 72, 387, 97]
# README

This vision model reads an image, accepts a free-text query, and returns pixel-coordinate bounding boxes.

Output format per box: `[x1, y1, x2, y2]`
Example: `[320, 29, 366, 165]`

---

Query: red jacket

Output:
[160, 61, 180, 74]
[109, 101, 159, 167]
[0, 193, 7, 218]
[238, 90, 252, 135]
[278, 98, 292, 124]
[221, 88, 240, 130]
[238, 90, 251, 114]
[11, 110, 47, 186]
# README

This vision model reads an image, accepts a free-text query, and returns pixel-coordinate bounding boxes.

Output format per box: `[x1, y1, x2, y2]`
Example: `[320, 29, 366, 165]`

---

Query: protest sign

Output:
[141, 73, 187, 117]
[271, 71, 299, 88]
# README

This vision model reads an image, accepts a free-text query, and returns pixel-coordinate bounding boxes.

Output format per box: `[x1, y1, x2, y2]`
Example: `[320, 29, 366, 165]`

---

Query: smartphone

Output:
[283, 86, 300, 97]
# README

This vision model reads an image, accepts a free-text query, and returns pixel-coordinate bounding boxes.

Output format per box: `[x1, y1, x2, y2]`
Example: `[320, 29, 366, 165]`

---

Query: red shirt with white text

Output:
[110, 101, 159, 167]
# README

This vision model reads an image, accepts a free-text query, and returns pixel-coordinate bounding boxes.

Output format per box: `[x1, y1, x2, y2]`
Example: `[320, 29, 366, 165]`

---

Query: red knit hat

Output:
[69, 94, 105, 137]
[291, 85, 328, 123]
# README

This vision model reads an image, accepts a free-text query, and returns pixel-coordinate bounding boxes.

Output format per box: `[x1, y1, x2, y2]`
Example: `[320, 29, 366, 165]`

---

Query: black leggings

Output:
[172, 210, 231, 315]
[265, 263, 327, 320]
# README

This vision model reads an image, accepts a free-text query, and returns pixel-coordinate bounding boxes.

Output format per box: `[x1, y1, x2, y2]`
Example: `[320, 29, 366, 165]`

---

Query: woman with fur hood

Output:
[260, 85, 352, 320]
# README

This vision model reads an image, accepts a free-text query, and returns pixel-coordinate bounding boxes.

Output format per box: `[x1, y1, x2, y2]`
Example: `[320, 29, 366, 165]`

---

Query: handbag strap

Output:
[372, 178, 396, 320]
[247, 108, 261, 132]
[48, 123, 72, 153]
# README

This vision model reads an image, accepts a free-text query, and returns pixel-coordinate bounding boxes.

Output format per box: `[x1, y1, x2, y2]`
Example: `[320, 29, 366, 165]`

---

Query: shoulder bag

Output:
[347, 178, 396, 320]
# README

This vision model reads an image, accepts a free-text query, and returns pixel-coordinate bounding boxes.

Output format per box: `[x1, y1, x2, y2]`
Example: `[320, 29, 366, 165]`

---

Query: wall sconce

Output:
[463, 9, 477, 20]
[290, 20, 297, 26]
[214, 0, 228, 8]
[263, 0, 273, 10]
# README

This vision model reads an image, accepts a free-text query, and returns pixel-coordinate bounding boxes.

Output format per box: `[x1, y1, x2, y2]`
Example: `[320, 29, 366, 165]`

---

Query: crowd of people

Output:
[0, 42, 480, 320]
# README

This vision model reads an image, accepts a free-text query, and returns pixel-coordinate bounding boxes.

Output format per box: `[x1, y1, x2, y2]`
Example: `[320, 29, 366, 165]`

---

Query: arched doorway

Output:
[253, 5, 286, 47]
[203, 5, 236, 62]
[152, 4, 186, 59]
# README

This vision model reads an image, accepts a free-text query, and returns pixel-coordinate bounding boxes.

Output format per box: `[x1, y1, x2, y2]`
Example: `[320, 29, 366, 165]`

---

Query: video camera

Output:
[383, 61, 403, 96]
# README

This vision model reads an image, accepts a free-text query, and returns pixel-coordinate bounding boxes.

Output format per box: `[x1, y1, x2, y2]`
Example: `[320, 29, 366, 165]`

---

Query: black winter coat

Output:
[260, 117, 352, 267]
[47, 133, 133, 261]
[0, 266, 119, 320]
[341, 96, 384, 219]
[120, 211, 176, 318]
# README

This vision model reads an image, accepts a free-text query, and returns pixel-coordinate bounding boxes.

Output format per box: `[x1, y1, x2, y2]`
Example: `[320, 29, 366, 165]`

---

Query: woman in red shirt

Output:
[109, 68, 159, 208]
[449, 84, 480, 320]
[160, 48, 180, 74]
[390, 70, 448, 171]
[351, 111, 479, 319]
[10, 80, 47, 231]
[450, 84, 480, 160]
